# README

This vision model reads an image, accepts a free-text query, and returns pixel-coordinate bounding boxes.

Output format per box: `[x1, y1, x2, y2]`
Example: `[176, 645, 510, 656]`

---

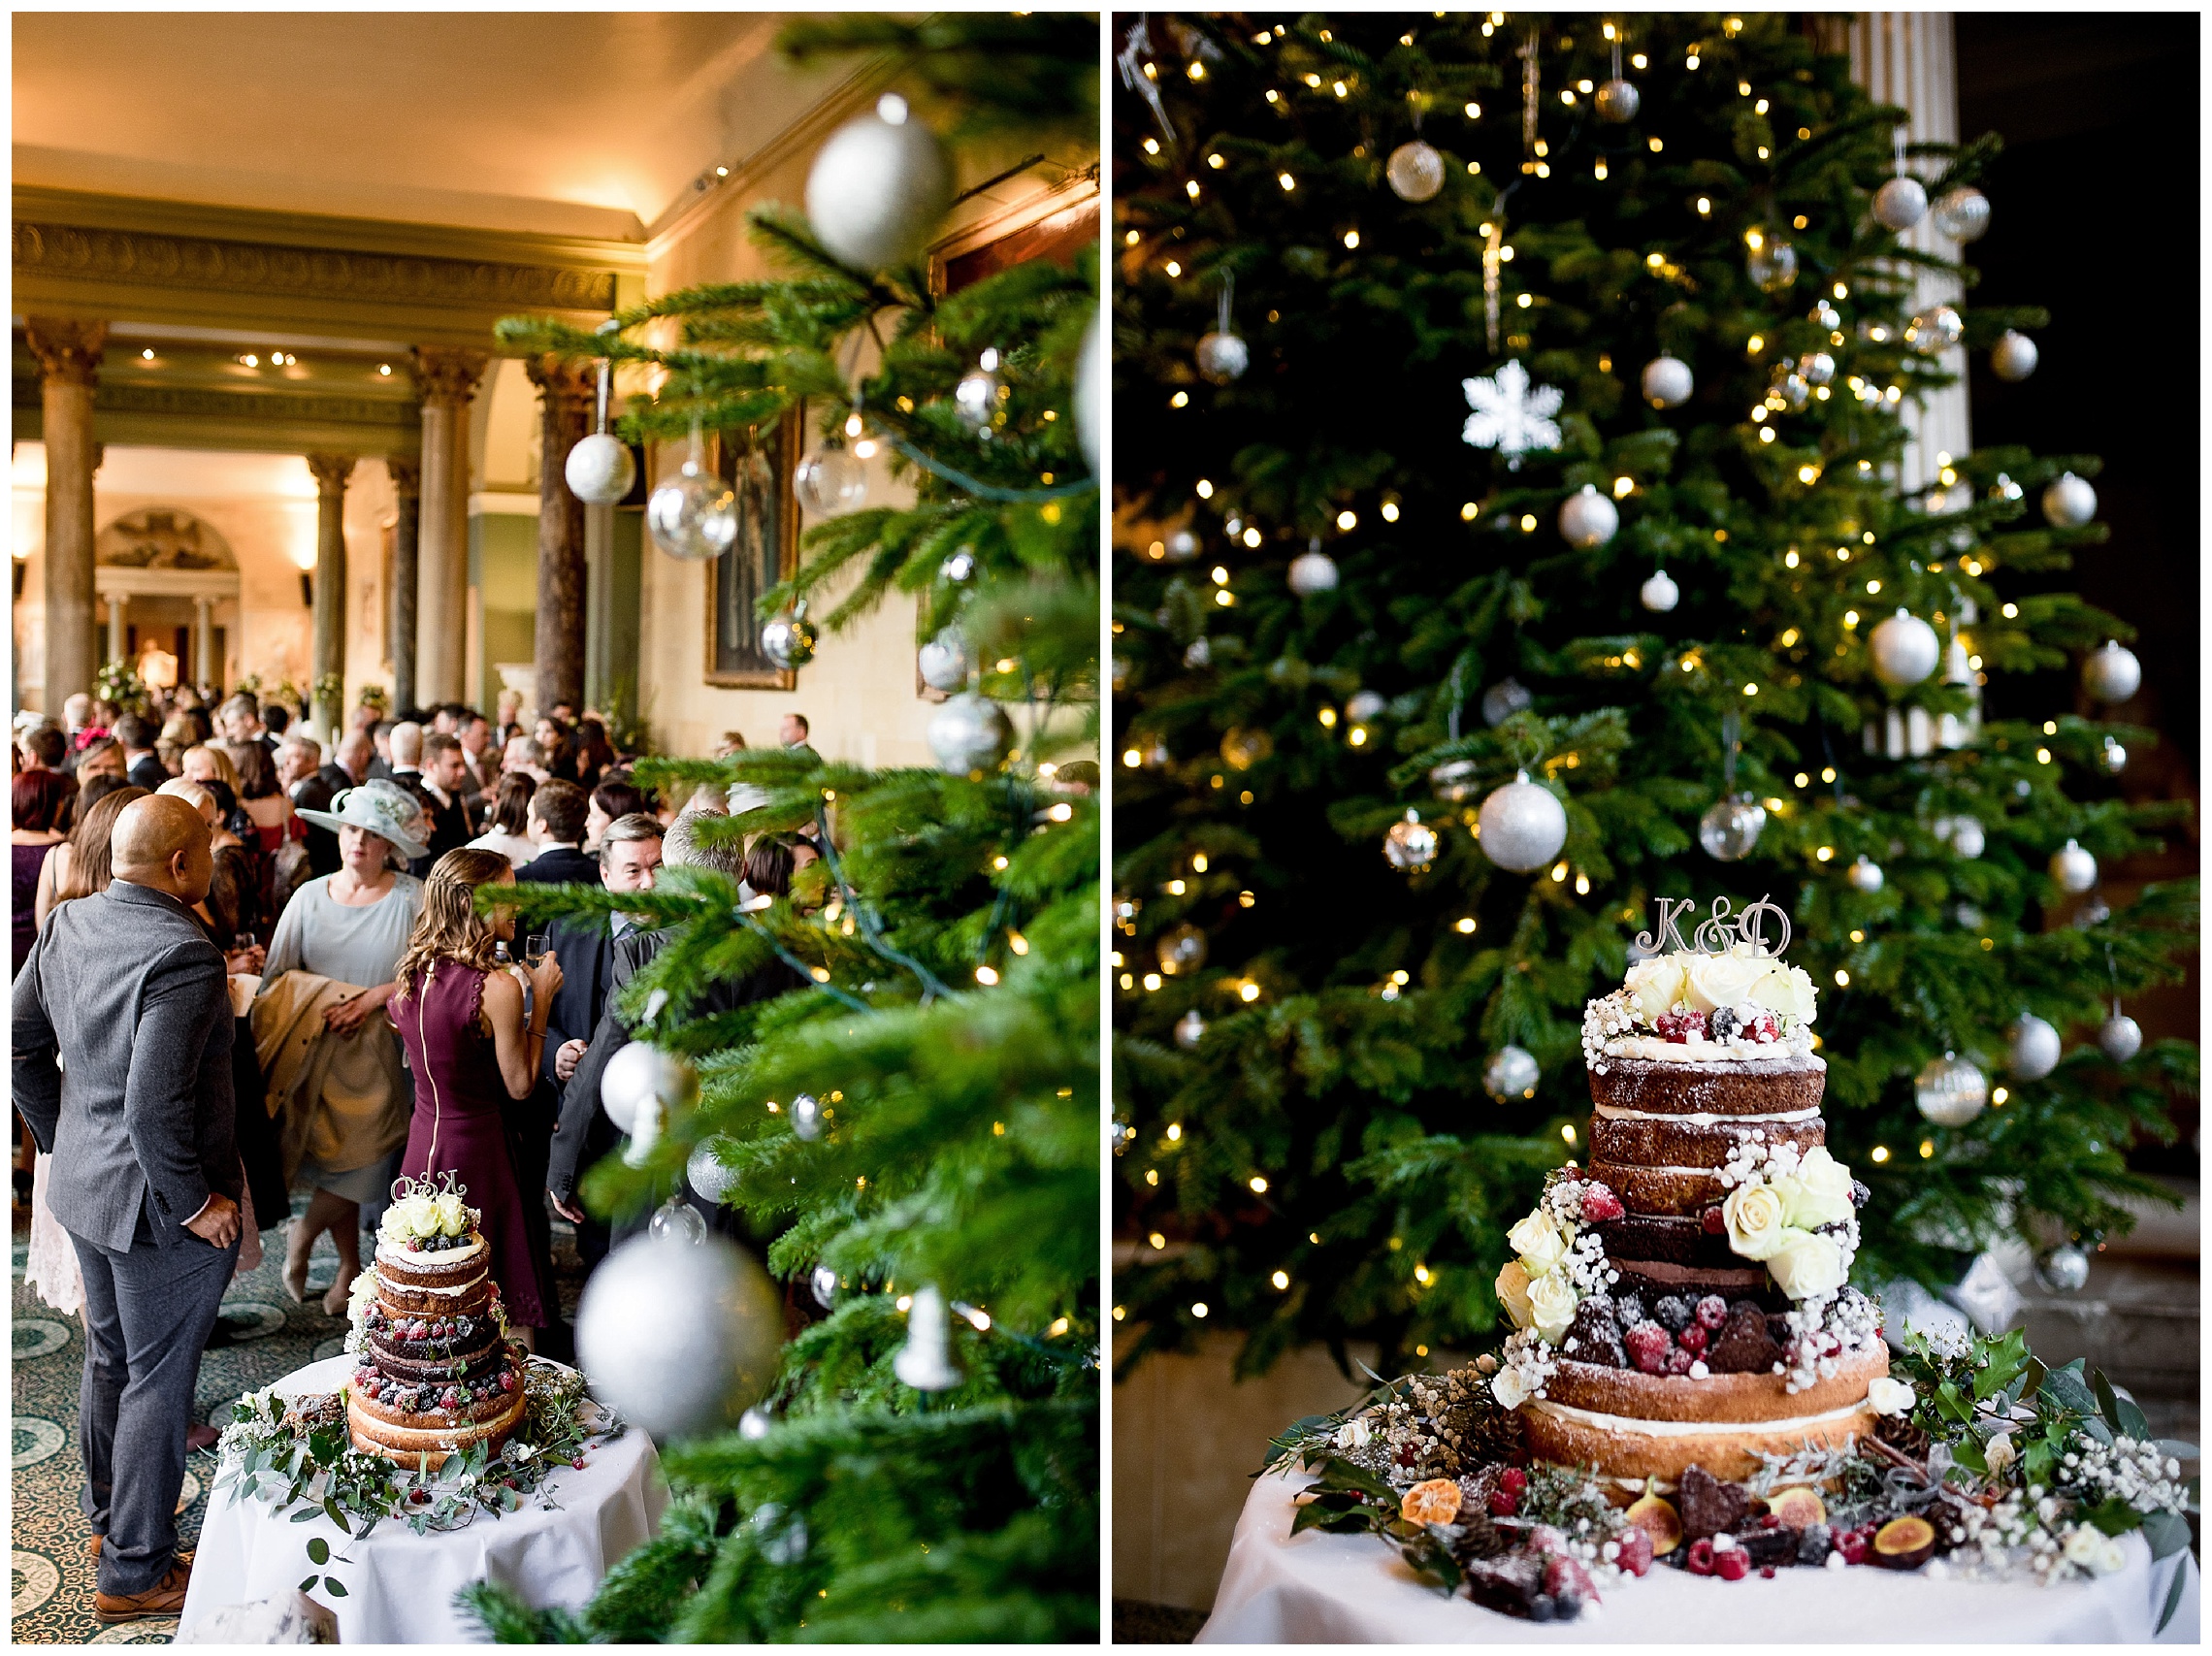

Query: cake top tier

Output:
[1582, 897, 1819, 1075]
[376, 1170, 481, 1250]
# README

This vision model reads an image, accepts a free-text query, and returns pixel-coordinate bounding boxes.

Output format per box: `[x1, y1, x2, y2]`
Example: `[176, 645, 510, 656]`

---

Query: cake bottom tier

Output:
[346, 1382, 529, 1472]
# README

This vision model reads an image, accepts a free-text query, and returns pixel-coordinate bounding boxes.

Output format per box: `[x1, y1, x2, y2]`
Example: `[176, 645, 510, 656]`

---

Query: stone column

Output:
[106, 588, 127, 667]
[386, 456, 422, 711]
[307, 454, 356, 734]
[409, 348, 490, 708]
[193, 597, 215, 693]
[524, 355, 596, 715]
[26, 318, 107, 708]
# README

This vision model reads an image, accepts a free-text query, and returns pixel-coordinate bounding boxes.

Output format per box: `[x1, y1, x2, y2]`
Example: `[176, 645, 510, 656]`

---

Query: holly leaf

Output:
[2037, 1360, 2097, 1418]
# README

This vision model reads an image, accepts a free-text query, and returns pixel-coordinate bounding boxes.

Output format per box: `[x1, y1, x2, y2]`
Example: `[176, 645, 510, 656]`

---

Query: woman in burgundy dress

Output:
[387, 847, 563, 1345]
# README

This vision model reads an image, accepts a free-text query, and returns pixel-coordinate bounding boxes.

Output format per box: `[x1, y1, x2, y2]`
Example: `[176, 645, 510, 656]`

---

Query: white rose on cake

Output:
[1624, 955, 1689, 1023]
[1766, 1228, 1850, 1298]
[1747, 961, 1819, 1024]
[434, 1191, 471, 1237]
[1495, 1259, 1536, 1329]
[381, 1193, 438, 1242]
[1506, 1208, 1572, 1276]
[1490, 1367, 1531, 1411]
[1722, 1184, 1790, 1260]
[1526, 1273, 1579, 1343]
[1685, 948, 1770, 1015]
[1773, 1145, 1856, 1228]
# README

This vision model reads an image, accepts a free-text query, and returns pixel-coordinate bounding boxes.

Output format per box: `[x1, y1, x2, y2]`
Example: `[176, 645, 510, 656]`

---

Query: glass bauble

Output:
[2048, 838, 2098, 894]
[760, 611, 818, 670]
[811, 1264, 839, 1309]
[795, 443, 868, 517]
[687, 1136, 742, 1204]
[1483, 1045, 1540, 1101]
[1746, 236, 1798, 292]
[918, 627, 971, 692]
[565, 431, 636, 505]
[2034, 1243, 2090, 1294]
[1640, 568, 1678, 613]
[1698, 795, 1766, 862]
[954, 365, 1001, 430]
[649, 1196, 708, 1246]
[601, 1041, 699, 1136]
[1800, 350, 1836, 386]
[2098, 1010, 2142, 1062]
[574, 1233, 783, 1439]
[1870, 608, 1940, 687]
[1164, 529, 1200, 562]
[1157, 924, 1208, 975]
[2007, 1014, 2062, 1082]
[1931, 185, 1991, 243]
[1991, 330, 2037, 382]
[1074, 311, 1102, 475]
[646, 460, 739, 562]
[1477, 771, 1568, 873]
[1174, 1008, 1206, 1051]
[1195, 331, 1250, 383]
[804, 94, 956, 270]
[1845, 854, 1884, 893]
[1641, 355, 1693, 408]
[2082, 640, 2140, 703]
[1557, 483, 1619, 549]
[1481, 677, 1532, 728]
[1430, 759, 1480, 803]
[1345, 691, 1386, 724]
[1914, 1052, 1988, 1127]
[1385, 140, 1447, 201]
[1287, 549, 1339, 595]
[1905, 306, 1965, 352]
[1872, 175, 1928, 231]
[2102, 735, 2128, 775]
[1383, 809, 1439, 872]
[1594, 79, 1640, 123]
[927, 693, 1011, 775]
[789, 1093, 824, 1142]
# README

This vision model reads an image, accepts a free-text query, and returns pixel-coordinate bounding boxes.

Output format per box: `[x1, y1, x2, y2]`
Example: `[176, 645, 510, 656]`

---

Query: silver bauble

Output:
[1477, 771, 1568, 873]
[2007, 1014, 2062, 1082]
[918, 628, 972, 692]
[1746, 237, 1798, 292]
[1384, 140, 1447, 202]
[1955, 902, 1984, 930]
[2034, 1243, 2090, 1294]
[1558, 484, 1619, 549]
[794, 444, 868, 517]
[1905, 306, 1965, 353]
[1164, 529, 1201, 562]
[953, 366, 1001, 430]
[575, 1233, 783, 1439]
[1174, 1008, 1206, 1051]
[1195, 331, 1250, 384]
[1991, 330, 2038, 382]
[646, 460, 739, 562]
[1483, 1045, 1541, 1101]
[1809, 299, 1842, 332]
[1481, 678, 1533, 728]
[760, 612, 818, 670]
[1915, 1052, 1989, 1128]
[1640, 568, 1679, 613]
[1183, 637, 1212, 669]
[927, 692, 1012, 775]
[789, 1092, 823, 1142]
[1641, 355, 1693, 408]
[1346, 691, 1387, 724]
[688, 1136, 743, 1204]
[2099, 1009, 2143, 1062]
[810, 1264, 840, 1309]
[649, 1196, 709, 1246]
[1846, 854, 1885, 893]
[565, 431, 636, 506]
[1287, 549, 1339, 595]
[1946, 817, 1986, 860]
[1594, 79, 1641, 123]
[1872, 175, 1929, 231]
[1775, 371, 1811, 411]
[1157, 924, 1208, 975]
[1870, 608, 1940, 688]
[1429, 759, 1480, 803]
[2102, 735, 2128, 775]
[1698, 795, 1767, 861]
[2049, 838, 2098, 894]
[2041, 471, 2097, 528]
[939, 547, 976, 582]
[1800, 350, 1837, 386]
[1075, 311, 1102, 476]
[804, 94, 956, 271]
[1931, 185, 1991, 243]
[1382, 809, 1439, 872]
[601, 1041, 700, 1137]
[894, 1284, 962, 1391]
[2083, 640, 2141, 704]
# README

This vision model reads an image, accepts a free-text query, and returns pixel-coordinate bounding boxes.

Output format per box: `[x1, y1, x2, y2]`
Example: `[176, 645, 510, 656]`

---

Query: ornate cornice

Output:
[306, 453, 357, 496]
[24, 316, 107, 387]
[409, 346, 491, 407]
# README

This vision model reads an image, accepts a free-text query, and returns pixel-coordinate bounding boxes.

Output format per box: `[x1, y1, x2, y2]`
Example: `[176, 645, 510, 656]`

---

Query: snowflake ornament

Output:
[1462, 359, 1563, 469]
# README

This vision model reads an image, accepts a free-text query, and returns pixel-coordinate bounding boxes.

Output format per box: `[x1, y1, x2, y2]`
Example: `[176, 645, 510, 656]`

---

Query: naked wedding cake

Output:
[1490, 898, 1896, 1494]
[344, 1174, 529, 1469]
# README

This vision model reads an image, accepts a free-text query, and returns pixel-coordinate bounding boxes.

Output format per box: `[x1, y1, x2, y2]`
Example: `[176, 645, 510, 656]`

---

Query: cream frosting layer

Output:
[1593, 1103, 1823, 1124]
[1528, 1395, 1866, 1439]
[1603, 1035, 1823, 1067]
[375, 1235, 487, 1275]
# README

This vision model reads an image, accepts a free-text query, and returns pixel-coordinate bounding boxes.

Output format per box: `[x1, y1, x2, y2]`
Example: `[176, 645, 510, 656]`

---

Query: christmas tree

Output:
[1110, 13, 2196, 1380]
[461, 14, 1099, 1642]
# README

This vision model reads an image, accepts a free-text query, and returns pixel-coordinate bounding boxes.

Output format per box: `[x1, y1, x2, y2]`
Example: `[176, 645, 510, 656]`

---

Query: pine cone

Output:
[1448, 1466, 1511, 1561]
[1872, 1411, 1932, 1464]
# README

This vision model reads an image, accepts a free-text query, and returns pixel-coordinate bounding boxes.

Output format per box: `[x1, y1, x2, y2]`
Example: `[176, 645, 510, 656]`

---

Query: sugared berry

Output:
[1624, 1321, 1672, 1374]
[1708, 1005, 1741, 1043]
[1761, 1565, 1777, 1579]
[1716, 1548, 1750, 1581]
[1686, 1538, 1716, 1576]
[1497, 1467, 1528, 1495]
[1695, 1294, 1729, 1330]
[1614, 1526, 1654, 1576]
[1578, 1185, 1624, 1222]
[1653, 1295, 1693, 1334]
[1614, 1292, 1646, 1328]
[1489, 1488, 1520, 1517]
[1740, 1008, 1780, 1043]
[1664, 1348, 1696, 1376]
[1653, 1008, 1708, 1043]
[1702, 1206, 1727, 1235]
[1677, 1324, 1708, 1355]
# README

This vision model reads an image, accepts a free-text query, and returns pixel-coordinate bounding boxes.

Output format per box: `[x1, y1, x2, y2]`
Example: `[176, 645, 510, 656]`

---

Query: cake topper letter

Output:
[1634, 894, 1791, 960]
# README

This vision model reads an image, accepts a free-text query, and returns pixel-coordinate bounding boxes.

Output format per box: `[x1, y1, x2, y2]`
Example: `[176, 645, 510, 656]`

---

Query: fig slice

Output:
[1400, 1477, 1463, 1526]
[1770, 1486, 1828, 1531]
[1872, 1514, 1936, 1569]
[1624, 1493, 1684, 1555]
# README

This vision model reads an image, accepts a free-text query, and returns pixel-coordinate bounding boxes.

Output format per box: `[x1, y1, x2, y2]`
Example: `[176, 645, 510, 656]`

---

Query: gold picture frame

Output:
[702, 408, 803, 690]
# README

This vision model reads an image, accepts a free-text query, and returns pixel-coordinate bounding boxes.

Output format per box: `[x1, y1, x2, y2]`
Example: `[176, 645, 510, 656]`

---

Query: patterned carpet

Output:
[11, 1193, 586, 1644]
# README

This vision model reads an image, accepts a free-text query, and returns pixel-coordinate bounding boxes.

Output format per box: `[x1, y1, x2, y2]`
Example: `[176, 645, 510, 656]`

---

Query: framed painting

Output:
[703, 408, 803, 689]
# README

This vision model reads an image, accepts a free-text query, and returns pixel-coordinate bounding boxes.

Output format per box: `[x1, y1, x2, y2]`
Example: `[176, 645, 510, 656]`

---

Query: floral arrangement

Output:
[378, 1171, 477, 1251]
[1582, 945, 1821, 1073]
[1263, 1327, 2197, 1626]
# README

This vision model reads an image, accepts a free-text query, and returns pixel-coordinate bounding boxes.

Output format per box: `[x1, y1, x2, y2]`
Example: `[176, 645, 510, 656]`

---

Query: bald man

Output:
[14, 794, 242, 1623]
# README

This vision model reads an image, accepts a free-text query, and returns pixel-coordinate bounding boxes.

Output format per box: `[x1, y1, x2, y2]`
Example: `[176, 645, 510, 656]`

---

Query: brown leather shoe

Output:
[93, 1558, 192, 1622]
[86, 1537, 192, 1564]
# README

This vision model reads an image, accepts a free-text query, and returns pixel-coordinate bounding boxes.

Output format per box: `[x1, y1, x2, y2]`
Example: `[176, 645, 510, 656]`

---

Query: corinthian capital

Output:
[25, 317, 109, 387]
[385, 456, 422, 499]
[408, 346, 492, 408]
[307, 453, 357, 497]
[523, 352, 598, 415]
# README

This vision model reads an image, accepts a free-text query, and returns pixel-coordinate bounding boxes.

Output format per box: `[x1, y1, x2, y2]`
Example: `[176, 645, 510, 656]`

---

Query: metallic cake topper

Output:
[1635, 894, 1793, 960]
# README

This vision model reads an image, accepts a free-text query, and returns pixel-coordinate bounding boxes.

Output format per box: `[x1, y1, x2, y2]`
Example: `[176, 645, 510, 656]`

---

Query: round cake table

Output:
[1199, 1472, 2200, 1644]
[177, 1354, 666, 1644]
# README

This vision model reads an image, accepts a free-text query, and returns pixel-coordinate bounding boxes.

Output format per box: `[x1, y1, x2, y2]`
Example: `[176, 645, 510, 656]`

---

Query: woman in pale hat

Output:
[255, 779, 429, 1314]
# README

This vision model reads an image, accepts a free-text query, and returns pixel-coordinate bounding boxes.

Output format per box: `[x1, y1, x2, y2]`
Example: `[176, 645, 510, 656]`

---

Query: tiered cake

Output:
[1492, 899, 1893, 1492]
[345, 1176, 528, 1469]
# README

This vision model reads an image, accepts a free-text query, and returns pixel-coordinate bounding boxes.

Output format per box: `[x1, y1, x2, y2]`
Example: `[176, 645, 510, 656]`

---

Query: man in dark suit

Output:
[13, 795, 242, 1624]
[115, 713, 168, 792]
[294, 731, 372, 879]
[539, 815, 665, 1271]
[514, 780, 601, 888]
[391, 725, 474, 877]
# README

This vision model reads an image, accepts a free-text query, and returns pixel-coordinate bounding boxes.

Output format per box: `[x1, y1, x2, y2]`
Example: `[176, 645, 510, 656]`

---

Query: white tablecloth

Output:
[179, 1354, 666, 1644]
[1200, 1472, 2200, 1643]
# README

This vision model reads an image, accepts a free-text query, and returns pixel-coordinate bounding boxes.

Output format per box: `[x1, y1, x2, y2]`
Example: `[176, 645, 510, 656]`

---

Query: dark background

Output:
[1957, 13, 2199, 1171]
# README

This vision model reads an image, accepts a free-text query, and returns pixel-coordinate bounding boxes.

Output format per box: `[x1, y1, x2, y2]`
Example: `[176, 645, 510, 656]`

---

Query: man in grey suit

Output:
[13, 794, 244, 1623]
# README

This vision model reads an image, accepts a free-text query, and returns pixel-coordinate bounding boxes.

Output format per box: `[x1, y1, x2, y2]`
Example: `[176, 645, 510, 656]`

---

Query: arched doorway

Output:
[95, 506, 243, 695]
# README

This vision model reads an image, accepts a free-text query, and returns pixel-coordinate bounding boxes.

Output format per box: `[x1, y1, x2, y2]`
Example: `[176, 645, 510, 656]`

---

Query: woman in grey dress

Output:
[258, 781, 427, 1315]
